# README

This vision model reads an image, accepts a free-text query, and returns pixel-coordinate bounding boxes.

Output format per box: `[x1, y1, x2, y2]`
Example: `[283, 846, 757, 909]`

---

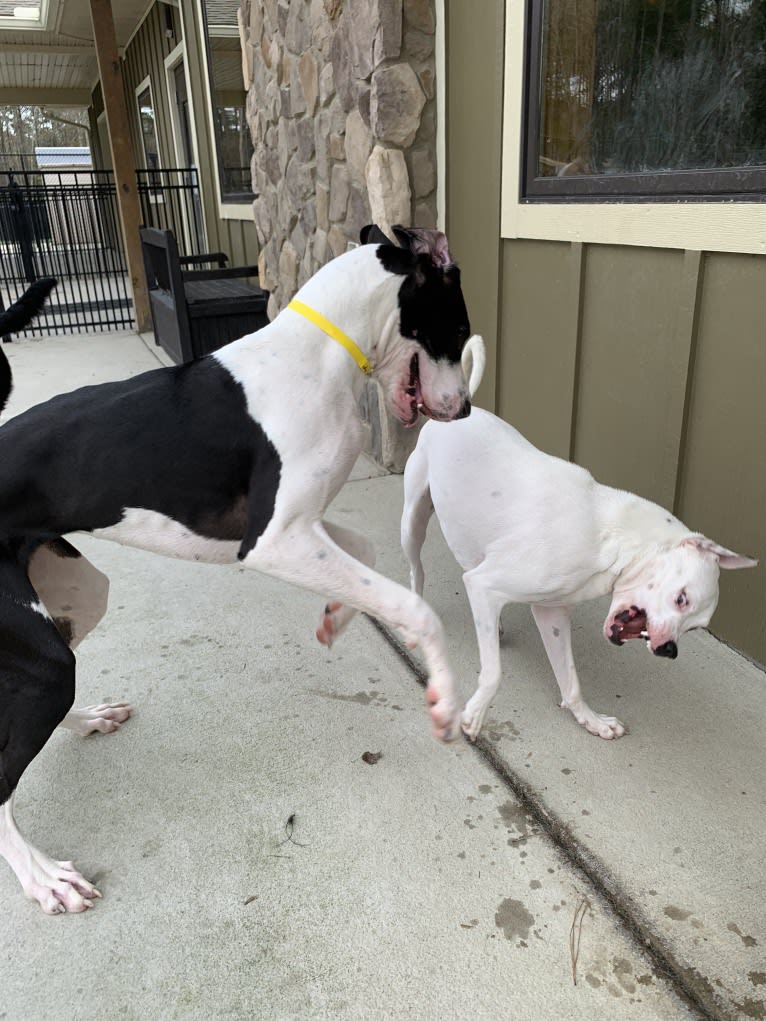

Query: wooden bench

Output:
[139, 226, 268, 364]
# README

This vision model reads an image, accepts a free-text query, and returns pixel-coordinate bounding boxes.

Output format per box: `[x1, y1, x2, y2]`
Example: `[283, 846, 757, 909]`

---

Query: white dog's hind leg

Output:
[401, 445, 434, 597]
[531, 604, 626, 739]
[461, 564, 507, 740]
[315, 522, 375, 647]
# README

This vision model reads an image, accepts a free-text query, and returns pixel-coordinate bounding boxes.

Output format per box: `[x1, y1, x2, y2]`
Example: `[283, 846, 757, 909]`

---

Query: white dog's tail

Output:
[461, 334, 486, 398]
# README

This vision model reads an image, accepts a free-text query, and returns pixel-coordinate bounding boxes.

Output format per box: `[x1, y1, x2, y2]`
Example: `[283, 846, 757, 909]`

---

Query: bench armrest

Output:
[179, 251, 229, 269]
[181, 265, 260, 283]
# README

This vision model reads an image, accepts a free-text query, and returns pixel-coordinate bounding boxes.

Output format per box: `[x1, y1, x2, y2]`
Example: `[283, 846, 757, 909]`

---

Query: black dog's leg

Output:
[0, 551, 100, 913]
[28, 538, 131, 736]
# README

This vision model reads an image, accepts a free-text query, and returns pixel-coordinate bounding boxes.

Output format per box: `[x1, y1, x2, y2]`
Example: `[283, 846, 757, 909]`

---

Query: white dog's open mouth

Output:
[607, 606, 649, 646]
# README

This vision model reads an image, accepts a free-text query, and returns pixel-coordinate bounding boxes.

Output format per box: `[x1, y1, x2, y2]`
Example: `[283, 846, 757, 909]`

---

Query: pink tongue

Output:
[617, 607, 647, 637]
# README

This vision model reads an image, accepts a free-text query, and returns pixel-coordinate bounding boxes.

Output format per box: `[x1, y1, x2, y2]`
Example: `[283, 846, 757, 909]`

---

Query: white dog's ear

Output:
[682, 535, 758, 570]
[461, 335, 486, 398]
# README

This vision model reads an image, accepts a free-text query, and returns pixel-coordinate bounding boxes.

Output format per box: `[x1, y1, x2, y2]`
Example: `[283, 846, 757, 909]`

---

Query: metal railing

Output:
[0, 165, 205, 335]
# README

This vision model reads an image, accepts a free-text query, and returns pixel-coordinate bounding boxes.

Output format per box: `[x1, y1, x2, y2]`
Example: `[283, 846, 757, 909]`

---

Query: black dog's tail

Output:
[0, 278, 56, 414]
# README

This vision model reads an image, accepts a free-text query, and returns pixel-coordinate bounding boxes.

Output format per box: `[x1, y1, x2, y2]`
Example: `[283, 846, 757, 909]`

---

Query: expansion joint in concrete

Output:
[365, 614, 737, 1021]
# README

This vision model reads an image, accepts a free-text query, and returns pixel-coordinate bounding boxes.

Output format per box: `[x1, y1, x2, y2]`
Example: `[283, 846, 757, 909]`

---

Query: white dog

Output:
[402, 346, 756, 740]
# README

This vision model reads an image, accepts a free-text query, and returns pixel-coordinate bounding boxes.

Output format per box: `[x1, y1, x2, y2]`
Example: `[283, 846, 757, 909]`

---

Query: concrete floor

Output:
[0, 331, 763, 1021]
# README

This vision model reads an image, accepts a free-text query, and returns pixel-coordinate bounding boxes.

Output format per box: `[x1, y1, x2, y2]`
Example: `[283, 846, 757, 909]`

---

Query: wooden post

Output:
[89, 0, 152, 333]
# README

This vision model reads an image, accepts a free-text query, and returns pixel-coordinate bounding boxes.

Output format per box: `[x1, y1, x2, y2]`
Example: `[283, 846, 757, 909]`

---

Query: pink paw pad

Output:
[316, 602, 343, 647]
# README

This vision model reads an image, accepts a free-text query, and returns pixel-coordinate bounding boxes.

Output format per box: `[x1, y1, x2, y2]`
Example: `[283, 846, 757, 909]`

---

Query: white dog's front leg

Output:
[245, 521, 459, 740]
[461, 566, 507, 740]
[531, 604, 626, 739]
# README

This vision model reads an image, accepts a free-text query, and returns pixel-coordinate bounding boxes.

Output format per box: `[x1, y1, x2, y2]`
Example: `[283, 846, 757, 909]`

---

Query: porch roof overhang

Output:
[0, 0, 155, 104]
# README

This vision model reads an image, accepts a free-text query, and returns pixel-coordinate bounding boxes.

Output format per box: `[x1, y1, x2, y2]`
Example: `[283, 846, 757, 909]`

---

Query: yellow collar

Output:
[287, 299, 372, 376]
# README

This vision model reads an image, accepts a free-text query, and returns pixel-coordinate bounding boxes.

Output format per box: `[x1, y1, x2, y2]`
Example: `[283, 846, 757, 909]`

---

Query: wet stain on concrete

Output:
[729, 922, 759, 947]
[494, 897, 535, 944]
[485, 719, 521, 742]
[612, 957, 637, 994]
[497, 800, 539, 849]
[664, 905, 693, 921]
[585, 955, 655, 999]
[497, 800, 533, 837]
[310, 688, 388, 707]
[750, 973, 766, 987]
[732, 997, 766, 1020]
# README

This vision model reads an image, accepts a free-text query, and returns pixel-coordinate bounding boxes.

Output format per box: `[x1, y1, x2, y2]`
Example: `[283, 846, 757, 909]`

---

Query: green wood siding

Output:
[444, 0, 505, 412]
[115, 0, 257, 264]
[122, 4, 180, 172]
[445, 0, 765, 666]
[497, 237, 766, 666]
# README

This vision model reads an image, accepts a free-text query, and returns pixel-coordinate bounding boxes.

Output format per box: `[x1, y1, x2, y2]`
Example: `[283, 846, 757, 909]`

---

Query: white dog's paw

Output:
[567, 702, 626, 740]
[315, 601, 358, 648]
[461, 694, 492, 742]
[425, 687, 461, 742]
[62, 702, 132, 737]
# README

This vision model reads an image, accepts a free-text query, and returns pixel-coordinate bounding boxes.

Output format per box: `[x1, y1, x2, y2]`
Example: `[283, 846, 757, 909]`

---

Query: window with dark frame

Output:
[200, 0, 255, 203]
[522, 0, 766, 201]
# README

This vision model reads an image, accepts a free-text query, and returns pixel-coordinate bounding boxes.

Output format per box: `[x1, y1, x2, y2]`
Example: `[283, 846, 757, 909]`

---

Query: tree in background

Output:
[0, 106, 90, 164]
[540, 0, 766, 175]
[591, 0, 766, 173]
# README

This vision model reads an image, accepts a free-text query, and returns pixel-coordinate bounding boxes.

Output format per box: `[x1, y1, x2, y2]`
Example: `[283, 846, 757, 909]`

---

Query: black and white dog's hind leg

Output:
[29, 539, 131, 737]
[0, 539, 124, 914]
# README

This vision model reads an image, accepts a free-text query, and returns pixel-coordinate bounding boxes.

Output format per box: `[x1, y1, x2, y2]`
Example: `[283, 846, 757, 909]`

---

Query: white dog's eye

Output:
[676, 591, 688, 608]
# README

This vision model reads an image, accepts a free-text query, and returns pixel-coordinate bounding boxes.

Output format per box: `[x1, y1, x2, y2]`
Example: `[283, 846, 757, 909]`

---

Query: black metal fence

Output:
[0, 165, 204, 336]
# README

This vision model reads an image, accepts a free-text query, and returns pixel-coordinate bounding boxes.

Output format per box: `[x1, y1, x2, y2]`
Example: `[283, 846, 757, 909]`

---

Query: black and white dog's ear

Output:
[362, 223, 419, 277]
[392, 226, 454, 269]
[360, 224, 394, 246]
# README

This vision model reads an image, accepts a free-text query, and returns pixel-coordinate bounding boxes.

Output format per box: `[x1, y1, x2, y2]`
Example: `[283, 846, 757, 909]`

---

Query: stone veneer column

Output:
[240, 0, 438, 470]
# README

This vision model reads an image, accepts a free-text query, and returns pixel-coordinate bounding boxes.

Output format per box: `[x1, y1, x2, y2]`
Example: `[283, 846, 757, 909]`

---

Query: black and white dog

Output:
[0, 225, 475, 914]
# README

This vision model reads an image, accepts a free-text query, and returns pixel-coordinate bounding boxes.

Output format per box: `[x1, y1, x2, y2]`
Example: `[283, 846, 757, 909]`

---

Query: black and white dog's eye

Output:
[676, 591, 688, 608]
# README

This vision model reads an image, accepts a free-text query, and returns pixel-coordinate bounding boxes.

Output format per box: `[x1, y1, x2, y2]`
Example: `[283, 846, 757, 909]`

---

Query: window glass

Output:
[137, 85, 159, 171]
[528, 0, 766, 196]
[201, 0, 254, 202]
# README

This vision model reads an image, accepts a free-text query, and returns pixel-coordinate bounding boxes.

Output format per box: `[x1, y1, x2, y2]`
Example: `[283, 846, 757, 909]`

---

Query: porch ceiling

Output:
[0, 0, 153, 105]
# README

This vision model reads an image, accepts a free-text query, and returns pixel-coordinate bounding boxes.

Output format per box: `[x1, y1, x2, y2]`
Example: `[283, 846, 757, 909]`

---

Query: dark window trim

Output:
[199, 0, 255, 205]
[521, 0, 766, 204]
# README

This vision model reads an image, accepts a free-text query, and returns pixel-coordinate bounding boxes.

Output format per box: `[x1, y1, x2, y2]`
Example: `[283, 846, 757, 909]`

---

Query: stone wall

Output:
[240, 0, 438, 321]
[239, 0, 438, 469]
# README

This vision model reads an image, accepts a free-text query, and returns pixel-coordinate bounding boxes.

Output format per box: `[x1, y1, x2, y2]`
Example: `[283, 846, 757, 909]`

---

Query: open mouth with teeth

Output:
[401, 352, 424, 426]
[608, 605, 649, 646]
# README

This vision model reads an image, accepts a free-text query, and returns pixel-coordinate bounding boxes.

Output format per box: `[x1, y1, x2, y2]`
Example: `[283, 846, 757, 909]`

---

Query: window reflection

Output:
[201, 1, 254, 201]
